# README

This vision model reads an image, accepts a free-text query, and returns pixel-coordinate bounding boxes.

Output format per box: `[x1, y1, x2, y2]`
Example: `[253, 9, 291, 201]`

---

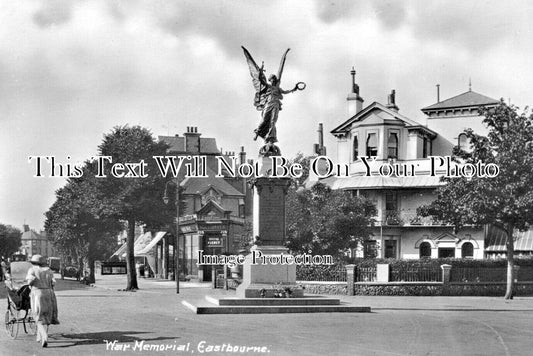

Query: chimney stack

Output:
[184, 126, 201, 153]
[314, 123, 327, 155]
[386, 89, 399, 112]
[436, 84, 440, 103]
[347, 67, 364, 118]
[239, 146, 246, 165]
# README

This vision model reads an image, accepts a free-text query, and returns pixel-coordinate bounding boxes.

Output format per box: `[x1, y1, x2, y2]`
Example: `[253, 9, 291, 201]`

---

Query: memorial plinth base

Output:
[181, 296, 371, 314]
[236, 245, 304, 298]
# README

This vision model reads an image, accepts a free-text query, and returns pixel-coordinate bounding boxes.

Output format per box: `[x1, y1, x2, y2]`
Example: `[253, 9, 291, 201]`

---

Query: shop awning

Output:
[111, 232, 153, 258]
[137, 231, 167, 256]
[319, 175, 443, 190]
[485, 225, 533, 252]
[132, 232, 154, 257]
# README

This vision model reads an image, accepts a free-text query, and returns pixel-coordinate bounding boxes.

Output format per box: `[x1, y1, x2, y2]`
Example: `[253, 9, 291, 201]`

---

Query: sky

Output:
[1, 0, 532, 231]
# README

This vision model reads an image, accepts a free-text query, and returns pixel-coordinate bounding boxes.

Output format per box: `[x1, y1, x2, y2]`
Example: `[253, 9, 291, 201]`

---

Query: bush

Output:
[296, 264, 347, 281]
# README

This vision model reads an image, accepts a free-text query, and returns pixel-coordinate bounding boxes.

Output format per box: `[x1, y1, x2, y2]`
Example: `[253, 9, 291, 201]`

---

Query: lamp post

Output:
[163, 179, 180, 294]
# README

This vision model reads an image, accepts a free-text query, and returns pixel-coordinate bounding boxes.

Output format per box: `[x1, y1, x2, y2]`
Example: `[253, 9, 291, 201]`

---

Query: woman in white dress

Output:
[26, 254, 59, 348]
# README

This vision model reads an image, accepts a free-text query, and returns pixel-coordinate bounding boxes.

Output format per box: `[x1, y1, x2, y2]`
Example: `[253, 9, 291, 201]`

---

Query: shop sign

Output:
[179, 225, 198, 233]
[206, 236, 223, 247]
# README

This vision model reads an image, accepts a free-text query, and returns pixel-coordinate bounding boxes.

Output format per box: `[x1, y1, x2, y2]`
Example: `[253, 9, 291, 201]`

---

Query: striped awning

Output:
[112, 232, 149, 258]
[137, 232, 167, 256]
[315, 175, 443, 190]
[485, 225, 533, 252]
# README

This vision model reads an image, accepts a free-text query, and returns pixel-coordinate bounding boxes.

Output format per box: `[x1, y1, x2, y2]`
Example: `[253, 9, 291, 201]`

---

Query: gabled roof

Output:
[196, 199, 231, 216]
[331, 102, 436, 137]
[181, 166, 244, 197]
[21, 230, 46, 241]
[422, 90, 499, 112]
[158, 135, 220, 154]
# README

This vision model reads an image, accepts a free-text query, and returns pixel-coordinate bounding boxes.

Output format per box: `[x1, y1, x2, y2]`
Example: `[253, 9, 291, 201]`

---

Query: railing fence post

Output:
[441, 264, 452, 285]
[346, 264, 356, 296]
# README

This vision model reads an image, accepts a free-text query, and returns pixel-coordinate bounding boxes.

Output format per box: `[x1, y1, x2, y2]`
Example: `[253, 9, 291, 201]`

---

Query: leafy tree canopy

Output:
[0, 224, 22, 258]
[45, 161, 122, 279]
[418, 101, 533, 232]
[418, 101, 533, 299]
[286, 182, 376, 257]
[97, 125, 173, 226]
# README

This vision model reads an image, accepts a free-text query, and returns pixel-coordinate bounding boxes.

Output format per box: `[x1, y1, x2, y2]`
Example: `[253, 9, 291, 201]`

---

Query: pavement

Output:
[1, 273, 533, 356]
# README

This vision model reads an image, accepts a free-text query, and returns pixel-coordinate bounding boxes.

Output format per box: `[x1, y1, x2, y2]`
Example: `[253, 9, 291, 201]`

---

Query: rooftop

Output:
[422, 90, 499, 112]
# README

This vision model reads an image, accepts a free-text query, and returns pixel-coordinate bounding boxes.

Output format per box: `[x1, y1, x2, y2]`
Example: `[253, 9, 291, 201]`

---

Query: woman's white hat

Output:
[30, 254, 45, 265]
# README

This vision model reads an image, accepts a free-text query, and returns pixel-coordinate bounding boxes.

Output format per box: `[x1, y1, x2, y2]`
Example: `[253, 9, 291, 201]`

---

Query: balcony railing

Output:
[381, 210, 446, 227]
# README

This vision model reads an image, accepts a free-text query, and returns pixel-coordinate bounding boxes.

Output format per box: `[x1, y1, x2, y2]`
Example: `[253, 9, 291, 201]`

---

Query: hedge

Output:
[355, 257, 533, 269]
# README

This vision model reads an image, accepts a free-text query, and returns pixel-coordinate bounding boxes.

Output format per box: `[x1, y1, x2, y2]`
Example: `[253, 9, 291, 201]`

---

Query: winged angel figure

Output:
[242, 46, 305, 155]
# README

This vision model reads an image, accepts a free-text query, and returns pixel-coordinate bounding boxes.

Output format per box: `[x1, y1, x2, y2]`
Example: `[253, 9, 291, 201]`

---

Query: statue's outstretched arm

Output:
[281, 82, 306, 94]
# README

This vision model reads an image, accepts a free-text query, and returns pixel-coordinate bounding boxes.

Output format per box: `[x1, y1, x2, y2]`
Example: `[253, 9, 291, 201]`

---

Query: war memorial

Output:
[181, 47, 370, 314]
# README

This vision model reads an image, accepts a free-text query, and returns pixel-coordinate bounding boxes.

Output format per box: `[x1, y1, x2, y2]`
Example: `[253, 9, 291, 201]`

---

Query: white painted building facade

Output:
[317, 71, 501, 260]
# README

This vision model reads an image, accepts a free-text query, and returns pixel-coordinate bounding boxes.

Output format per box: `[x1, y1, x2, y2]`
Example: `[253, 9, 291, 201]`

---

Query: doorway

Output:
[438, 248, 455, 258]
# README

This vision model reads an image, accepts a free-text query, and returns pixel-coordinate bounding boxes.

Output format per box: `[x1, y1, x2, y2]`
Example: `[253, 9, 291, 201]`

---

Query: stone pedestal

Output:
[236, 157, 303, 297]
[236, 245, 303, 298]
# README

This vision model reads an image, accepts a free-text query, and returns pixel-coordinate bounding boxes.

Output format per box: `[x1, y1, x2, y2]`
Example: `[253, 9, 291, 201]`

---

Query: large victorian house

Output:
[313, 69, 529, 260]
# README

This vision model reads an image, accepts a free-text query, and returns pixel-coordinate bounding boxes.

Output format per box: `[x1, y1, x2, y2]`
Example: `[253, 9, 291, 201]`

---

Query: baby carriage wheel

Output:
[24, 311, 36, 335]
[5, 307, 19, 339]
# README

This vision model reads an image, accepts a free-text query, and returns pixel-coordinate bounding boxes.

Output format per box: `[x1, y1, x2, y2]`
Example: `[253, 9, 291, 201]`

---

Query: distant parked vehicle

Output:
[11, 254, 27, 262]
[47, 257, 61, 273]
[61, 266, 80, 281]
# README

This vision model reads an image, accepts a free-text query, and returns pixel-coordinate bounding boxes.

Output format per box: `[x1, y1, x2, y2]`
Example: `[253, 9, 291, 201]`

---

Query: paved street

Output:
[1, 274, 533, 356]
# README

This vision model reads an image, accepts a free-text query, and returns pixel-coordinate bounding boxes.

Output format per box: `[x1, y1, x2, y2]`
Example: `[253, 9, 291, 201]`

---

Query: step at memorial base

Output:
[181, 295, 371, 314]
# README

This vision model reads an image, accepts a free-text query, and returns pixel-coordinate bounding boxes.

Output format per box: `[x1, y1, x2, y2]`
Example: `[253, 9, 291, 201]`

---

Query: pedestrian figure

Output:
[0, 257, 6, 281]
[26, 254, 60, 347]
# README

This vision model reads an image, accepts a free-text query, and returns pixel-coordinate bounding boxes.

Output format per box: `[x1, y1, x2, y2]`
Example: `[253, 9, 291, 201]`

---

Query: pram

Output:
[4, 261, 36, 338]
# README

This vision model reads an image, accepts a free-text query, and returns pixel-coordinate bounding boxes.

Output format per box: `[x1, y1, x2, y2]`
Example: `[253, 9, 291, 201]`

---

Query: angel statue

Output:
[242, 46, 306, 156]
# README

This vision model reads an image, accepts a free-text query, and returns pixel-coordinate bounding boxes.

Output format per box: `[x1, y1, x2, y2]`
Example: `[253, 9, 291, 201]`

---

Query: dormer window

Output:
[353, 136, 359, 161]
[387, 133, 398, 159]
[366, 133, 378, 157]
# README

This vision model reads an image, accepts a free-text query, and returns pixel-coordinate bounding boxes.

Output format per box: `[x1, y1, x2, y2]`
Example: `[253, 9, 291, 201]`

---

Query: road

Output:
[1, 274, 533, 356]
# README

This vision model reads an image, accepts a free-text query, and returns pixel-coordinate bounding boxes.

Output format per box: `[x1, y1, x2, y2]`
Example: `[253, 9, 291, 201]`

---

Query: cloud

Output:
[1, 1, 533, 230]
[32, 0, 75, 28]
[314, 0, 361, 24]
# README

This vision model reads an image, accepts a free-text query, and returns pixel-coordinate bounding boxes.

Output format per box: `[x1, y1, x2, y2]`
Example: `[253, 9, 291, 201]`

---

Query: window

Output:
[353, 136, 359, 161]
[461, 242, 474, 258]
[458, 133, 469, 151]
[419, 242, 432, 258]
[385, 191, 398, 211]
[387, 133, 398, 159]
[363, 240, 378, 258]
[422, 137, 428, 158]
[384, 240, 397, 259]
[366, 133, 378, 157]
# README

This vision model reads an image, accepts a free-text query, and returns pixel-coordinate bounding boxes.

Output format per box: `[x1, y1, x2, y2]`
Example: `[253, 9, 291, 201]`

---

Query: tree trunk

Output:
[78, 255, 84, 280]
[88, 256, 96, 284]
[126, 218, 138, 290]
[86, 237, 95, 284]
[504, 224, 515, 300]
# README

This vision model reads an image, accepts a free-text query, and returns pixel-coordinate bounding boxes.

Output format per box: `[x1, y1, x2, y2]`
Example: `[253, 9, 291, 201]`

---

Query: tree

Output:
[0, 224, 22, 258]
[97, 125, 172, 290]
[286, 182, 377, 257]
[289, 152, 312, 187]
[418, 101, 533, 299]
[45, 161, 122, 282]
